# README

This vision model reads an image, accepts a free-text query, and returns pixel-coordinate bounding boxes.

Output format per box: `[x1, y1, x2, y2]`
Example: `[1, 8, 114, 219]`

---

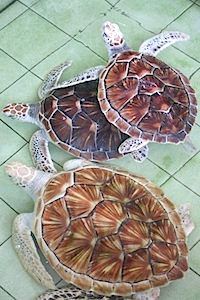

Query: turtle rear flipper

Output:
[13, 213, 55, 290]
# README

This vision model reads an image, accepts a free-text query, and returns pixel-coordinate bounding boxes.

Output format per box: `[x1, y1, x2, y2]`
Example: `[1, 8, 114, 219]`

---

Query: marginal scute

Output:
[132, 280, 151, 293]
[92, 281, 114, 296]
[150, 274, 169, 288]
[167, 265, 184, 281]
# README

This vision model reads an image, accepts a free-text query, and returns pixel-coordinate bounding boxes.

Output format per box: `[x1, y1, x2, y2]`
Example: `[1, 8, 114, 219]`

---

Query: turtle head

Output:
[5, 162, 52, 200]
[102, 21, 129, 57]
[2, 103, 40, 126]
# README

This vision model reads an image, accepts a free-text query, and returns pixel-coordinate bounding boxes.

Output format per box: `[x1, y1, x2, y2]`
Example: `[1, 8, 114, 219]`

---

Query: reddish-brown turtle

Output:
[6, 156, 194, 300]
[98, 22, 197, 154]
[2, 62, 148, 166]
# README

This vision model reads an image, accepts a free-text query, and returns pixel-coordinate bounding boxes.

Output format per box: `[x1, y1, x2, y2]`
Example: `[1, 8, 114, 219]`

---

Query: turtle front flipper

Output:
[2, 103, 40, 125]
[118, 137, 149, 153]
[139, 31, 189, 56]
[130, 144, 149, 163]
[55, 65, 105, 89]
[38, 60, 72, 99]
[30, 130, 57, 173]
[13, 213, 56, 290]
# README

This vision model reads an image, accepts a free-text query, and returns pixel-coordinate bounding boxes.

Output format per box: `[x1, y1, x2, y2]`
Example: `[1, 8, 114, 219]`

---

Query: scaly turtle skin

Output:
[6, 156, 194, 300]
[2, 23, 192, 166]
[98, 22, 197, 154]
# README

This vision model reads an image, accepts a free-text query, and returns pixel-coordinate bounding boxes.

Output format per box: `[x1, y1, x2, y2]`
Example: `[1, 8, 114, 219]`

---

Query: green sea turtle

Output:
[6, 153, 194, 300]
[98, 21, 197, 154]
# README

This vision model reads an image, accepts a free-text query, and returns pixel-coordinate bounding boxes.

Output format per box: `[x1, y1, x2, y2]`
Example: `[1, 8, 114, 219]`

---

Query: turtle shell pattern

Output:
[38, 80, 128, 161]
[34, 165, 188, 297]
[98, 51, 197, 144]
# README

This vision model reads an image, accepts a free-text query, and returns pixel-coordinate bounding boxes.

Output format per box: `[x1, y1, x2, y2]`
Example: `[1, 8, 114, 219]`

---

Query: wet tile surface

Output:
[0, 1, 199, 300]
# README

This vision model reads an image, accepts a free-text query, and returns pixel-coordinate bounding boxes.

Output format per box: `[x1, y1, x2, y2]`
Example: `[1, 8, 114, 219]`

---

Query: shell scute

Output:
[120, 95, 150, 126]
[127, 194, 168, 222]
[92, 200, 127, 237]
[75, 167, 113, 185]
[150, 219, 177, 244]
[101, 173, 146, 203]
[150, 243, 179, 275]
[42, 198, 70, 251]
[123, 249, 152, 282]
[88, 235, 123, 282]
[65, 184, 102, 219]
[119, 219, 150, 253]
[43, 172, 73, 203]
[55, 217, 96, 273]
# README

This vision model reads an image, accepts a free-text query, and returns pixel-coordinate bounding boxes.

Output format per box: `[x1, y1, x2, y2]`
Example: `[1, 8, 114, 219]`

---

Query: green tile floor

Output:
[0, 0, 200, 299]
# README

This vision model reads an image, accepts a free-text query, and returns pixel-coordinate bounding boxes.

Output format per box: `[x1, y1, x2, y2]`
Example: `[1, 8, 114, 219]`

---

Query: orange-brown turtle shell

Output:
[98, 51, 197, 144]
[38, 80, 129, 161]
[34, 164, 188, 297]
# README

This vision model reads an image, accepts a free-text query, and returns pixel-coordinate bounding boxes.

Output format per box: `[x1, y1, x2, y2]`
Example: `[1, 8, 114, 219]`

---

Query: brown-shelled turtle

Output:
[6, 152, 194, 300]
[98, 22, 197, 154]
[2, 23, 192, 166]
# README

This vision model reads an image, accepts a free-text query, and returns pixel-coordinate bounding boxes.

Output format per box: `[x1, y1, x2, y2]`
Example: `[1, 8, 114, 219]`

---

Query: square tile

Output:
[107, 155, 170, 186]
[32, 0, 111, 36]
[0, 120, 26, 165]
[165, 4, 200, 61]
[0, 10, 68, 69]
[32, 39, 105, 81]
[149, 124, 200, 175]
[157, 46, 199, 78]
[174, 151, 200, 196]
[161, 177, 200, 248]
[0, 50, 27, 93]
[160, 270, 200, 300]
[116, 0, 192, 33]
[0, 199, 17, 244]
[0, 1, 27, 30]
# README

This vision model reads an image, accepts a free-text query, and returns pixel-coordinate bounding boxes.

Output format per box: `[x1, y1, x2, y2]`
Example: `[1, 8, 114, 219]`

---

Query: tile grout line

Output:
[0, 286, 17, 300]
